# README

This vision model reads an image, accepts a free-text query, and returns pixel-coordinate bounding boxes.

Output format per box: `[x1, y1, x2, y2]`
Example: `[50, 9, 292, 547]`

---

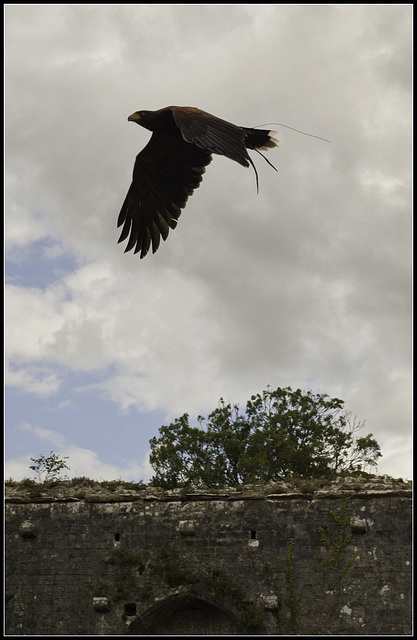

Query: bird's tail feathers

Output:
[257, 132, 279, 150]
[244, 128, 279, 151]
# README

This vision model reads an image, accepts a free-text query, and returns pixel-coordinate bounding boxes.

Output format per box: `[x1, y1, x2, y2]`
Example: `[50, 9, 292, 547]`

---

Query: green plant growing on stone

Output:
[274, 539, 302, 634]
[239, 600, 264, 630]
[106, 547, 146, 602]
[155, 543, 197, 587]
[285, 540, 302, 633]
[88, 579, 110, 597]
[29, 451, 69, 483]
[155, 542, 262, 630]
[311, 497, 358, 634]
[200, 567, 262, 628]
[274, 497, 358, 635]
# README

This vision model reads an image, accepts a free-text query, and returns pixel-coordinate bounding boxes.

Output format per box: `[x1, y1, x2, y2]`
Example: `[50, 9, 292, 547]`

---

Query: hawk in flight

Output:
[118, 106, 278, 258]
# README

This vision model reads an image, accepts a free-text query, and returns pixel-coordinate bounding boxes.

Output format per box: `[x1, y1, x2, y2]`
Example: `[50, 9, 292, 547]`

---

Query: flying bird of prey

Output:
[117, 106, 278, 258]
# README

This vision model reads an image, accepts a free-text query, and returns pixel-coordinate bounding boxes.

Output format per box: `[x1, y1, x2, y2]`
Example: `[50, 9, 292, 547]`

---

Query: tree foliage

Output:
[149, 386, 382, 488]
[29, 451, 70, 483]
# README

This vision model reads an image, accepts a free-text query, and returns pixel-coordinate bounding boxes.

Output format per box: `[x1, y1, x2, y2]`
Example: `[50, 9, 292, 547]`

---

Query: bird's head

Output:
[128, 111, 167, 131]
[128, 108, 175, 132]
[128, 110, 149, 127]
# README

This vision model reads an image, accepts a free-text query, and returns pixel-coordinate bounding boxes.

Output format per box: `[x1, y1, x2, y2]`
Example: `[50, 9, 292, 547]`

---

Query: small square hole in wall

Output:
[115, 533, 120, 542]
[250, 530, 257, 540]
[124, 602, 137, 616]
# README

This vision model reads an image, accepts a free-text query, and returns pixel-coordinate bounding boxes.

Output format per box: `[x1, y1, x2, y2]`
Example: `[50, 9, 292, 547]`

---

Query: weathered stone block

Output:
[93, 597, 110, 613]
[18, 521, 37, 539]
[350, 517, 369, 534]
[177, 520, 197, 536]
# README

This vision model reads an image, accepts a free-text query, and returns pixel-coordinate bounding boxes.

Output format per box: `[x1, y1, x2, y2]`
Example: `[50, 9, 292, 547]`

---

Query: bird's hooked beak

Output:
[128, 112, 141, 123]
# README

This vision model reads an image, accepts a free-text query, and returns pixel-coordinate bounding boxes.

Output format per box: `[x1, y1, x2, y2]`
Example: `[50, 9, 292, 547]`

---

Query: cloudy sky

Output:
[5, 5, 412, 483]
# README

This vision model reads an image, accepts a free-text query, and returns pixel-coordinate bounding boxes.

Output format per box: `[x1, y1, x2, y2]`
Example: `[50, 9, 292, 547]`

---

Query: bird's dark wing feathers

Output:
[117, 131, 212, 258]
[118, 106, 278, 258]
[171, 107, 250, 168]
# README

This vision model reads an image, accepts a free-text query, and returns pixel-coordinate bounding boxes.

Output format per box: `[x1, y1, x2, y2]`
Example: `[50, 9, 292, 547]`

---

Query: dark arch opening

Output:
[126, 593, 247, 635]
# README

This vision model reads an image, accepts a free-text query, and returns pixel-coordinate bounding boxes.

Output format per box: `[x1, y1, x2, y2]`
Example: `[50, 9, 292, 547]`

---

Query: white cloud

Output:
[6, 365, 62, 397]
[377, 435, 413, 481]
[63, 446, 152, 482]
[19, 422, 67, 449]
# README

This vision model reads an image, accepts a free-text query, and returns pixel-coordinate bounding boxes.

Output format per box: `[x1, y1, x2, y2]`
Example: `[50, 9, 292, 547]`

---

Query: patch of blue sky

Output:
[5, 237, 80, 290]
[5, 368, 167, 474]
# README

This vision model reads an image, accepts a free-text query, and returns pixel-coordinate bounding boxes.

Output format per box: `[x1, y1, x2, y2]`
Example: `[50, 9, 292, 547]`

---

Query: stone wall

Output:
[5, 476, 412, 635]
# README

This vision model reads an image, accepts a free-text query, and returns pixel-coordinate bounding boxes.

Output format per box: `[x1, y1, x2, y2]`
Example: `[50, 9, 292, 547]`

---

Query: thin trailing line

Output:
[256, 122, 332, 143]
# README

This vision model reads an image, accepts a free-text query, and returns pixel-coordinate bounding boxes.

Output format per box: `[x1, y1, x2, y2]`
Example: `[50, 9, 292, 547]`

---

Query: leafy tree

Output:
[149, 386, 382, 488]
[29, 451, 70, 483]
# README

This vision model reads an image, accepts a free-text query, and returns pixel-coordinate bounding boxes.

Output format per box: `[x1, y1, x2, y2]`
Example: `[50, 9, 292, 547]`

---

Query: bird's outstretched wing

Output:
[171, 106, 251, 168]
[171, 107, 278, 192]
[117, 130, 212, 258]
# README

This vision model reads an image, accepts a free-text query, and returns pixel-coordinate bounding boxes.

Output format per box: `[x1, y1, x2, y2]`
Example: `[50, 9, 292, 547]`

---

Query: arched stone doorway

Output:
[127, 593, 246, 635]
